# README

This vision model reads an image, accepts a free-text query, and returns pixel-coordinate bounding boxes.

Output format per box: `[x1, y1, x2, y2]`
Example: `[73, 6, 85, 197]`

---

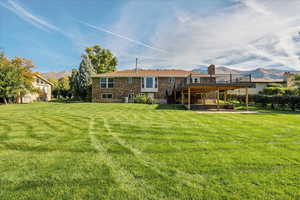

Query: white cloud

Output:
[110, 0, 300, 70]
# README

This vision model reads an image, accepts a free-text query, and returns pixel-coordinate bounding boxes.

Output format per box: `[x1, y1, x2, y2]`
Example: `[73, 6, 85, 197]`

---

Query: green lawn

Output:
[0, 103, 300, 200]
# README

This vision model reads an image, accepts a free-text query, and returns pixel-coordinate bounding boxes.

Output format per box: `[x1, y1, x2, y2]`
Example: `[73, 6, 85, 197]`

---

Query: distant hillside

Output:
[42, 71, 71, 80]
[192, 66, 293, 79]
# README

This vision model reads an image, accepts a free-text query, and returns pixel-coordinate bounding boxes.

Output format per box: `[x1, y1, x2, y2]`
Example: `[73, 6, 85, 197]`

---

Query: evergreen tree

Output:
[76, 55, 96, 100]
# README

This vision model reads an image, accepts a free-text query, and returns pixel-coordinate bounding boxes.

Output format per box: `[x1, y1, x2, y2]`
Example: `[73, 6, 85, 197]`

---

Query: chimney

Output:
[208, 64, 215, 75]
[135, 58, 138, 72]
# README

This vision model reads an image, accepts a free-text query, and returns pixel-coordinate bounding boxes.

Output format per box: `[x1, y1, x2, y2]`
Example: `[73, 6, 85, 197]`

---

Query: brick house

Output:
[92, 68, 211, 104]
[91, 65, 254, 109]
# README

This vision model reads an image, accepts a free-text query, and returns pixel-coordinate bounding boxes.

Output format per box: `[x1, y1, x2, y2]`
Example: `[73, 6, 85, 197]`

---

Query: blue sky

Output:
[1, 0, 300, 72]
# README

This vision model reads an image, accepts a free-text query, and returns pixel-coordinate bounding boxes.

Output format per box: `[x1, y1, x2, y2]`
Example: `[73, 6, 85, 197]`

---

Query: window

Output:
[107, 78, 114, 88]
[100, 78, 114, 88]
[100, 78, 107, 88]
[146, 77, 153, 88]
[142, 77, 157, 89]
[101, 93, 113, 99]
[169, 77, 176, 83]
[128, 77, 133, 84]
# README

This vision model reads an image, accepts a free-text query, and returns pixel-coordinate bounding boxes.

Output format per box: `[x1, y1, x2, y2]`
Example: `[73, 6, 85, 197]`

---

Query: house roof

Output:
[251, 78, 285, 83]
[35, 74, 54, 86]
[92, 69, 203, 78]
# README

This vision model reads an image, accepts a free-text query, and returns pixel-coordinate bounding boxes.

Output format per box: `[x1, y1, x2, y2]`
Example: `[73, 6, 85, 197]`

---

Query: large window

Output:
[142, 77, 157, 89]
[146, 77, 153, 88]
[100, 78, 114, 88]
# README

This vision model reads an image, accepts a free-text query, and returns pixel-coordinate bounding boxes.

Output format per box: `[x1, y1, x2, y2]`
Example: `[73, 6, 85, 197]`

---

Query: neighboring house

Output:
[22, 74, 53, 103]
[91, 65, 254, 109]
[229, 78, 286, 95]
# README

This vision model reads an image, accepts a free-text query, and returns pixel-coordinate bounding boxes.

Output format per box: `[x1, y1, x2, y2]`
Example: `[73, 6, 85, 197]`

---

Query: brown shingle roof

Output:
[92, 69, 203, 78]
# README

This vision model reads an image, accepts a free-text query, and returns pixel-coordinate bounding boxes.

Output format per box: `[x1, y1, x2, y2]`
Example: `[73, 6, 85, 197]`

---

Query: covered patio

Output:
[175, 74, 254, 110]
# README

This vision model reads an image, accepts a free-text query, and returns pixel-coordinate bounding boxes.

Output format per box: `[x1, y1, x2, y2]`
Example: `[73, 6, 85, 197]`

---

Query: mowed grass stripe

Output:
[0, 103, 300, 199]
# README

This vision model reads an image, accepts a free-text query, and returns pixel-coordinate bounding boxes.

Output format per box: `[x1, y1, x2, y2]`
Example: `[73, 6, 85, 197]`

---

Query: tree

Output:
[57, 77, 71, 98]
[75, 56, 95, 100]
[84, 45, 117, 74]
[69, 69, 80, 99]
[0, 55, 36, 104]
[48, 77, 58, 88]
[11, 57, 36, 103]
[0, 60, 22, 104]
[69, 45, 117, 100]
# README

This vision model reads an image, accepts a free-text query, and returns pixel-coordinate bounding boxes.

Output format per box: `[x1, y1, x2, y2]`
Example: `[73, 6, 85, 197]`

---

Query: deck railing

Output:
[177, 74, 252, 89]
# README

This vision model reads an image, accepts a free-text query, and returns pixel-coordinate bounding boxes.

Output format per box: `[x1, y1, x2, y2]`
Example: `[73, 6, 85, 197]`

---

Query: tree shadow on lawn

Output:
[49, 99, 89, 104]
[155, 104, 186, 110]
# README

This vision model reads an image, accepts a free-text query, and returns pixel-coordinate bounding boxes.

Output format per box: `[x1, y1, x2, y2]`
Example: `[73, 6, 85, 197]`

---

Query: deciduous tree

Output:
[84, 45, 117, 74]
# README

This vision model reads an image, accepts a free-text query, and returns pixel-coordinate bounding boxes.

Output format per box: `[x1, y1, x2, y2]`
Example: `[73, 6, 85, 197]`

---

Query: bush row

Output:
[222, 94, 300, 111]
[261, 87, 299, 96]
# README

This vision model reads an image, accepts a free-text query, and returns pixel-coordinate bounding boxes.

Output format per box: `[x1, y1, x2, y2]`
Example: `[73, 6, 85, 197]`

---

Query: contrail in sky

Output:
[77, 20, 168, 54]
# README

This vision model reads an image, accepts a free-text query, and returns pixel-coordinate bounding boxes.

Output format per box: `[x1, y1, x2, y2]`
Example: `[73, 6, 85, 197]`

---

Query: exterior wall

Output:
[92, 76, 185, 103]
[92, 77, 142, 103]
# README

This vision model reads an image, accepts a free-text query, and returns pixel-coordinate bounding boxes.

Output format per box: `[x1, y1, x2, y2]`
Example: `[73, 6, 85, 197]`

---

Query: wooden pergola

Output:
[178, 83, 253, 110]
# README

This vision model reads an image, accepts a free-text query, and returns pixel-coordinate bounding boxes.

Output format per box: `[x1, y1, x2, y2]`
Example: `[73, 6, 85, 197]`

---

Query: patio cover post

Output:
[224, 90, 227, 104]
[174, 90, 177, 104]
[246, 87, 249, 111]
[188, 87, 191, 110]
[217, 89, 220, 110]
[181, 90, 184, 105]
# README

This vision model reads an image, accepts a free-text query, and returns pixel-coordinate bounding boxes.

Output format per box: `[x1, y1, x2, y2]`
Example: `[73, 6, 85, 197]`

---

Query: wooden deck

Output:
[176, 74, 254, 110]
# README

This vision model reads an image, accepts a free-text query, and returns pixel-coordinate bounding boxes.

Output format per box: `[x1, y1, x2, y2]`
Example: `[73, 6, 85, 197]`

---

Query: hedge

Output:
[222, 94, 300, 111]
[260, 87, 298, 96]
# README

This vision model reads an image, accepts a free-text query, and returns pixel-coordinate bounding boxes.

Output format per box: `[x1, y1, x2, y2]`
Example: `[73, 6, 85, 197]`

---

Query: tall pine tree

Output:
[76, 55, 96, 100]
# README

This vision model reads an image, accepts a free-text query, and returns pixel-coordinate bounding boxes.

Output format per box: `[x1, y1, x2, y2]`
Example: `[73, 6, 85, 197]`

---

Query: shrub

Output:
[283, 88, 298, 96]
[261, 87, 284, 95]
[146, 97, 156, 104]
[266, 83, 283, 88]
[288, 96, 300, 111]
[134, 96, 156, 104]
[134, 96, 147, 103]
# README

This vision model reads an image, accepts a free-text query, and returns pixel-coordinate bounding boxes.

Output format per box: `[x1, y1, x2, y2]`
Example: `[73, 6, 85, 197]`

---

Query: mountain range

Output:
[42, 71, 71, 80]
[191, 66, 298, 79]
